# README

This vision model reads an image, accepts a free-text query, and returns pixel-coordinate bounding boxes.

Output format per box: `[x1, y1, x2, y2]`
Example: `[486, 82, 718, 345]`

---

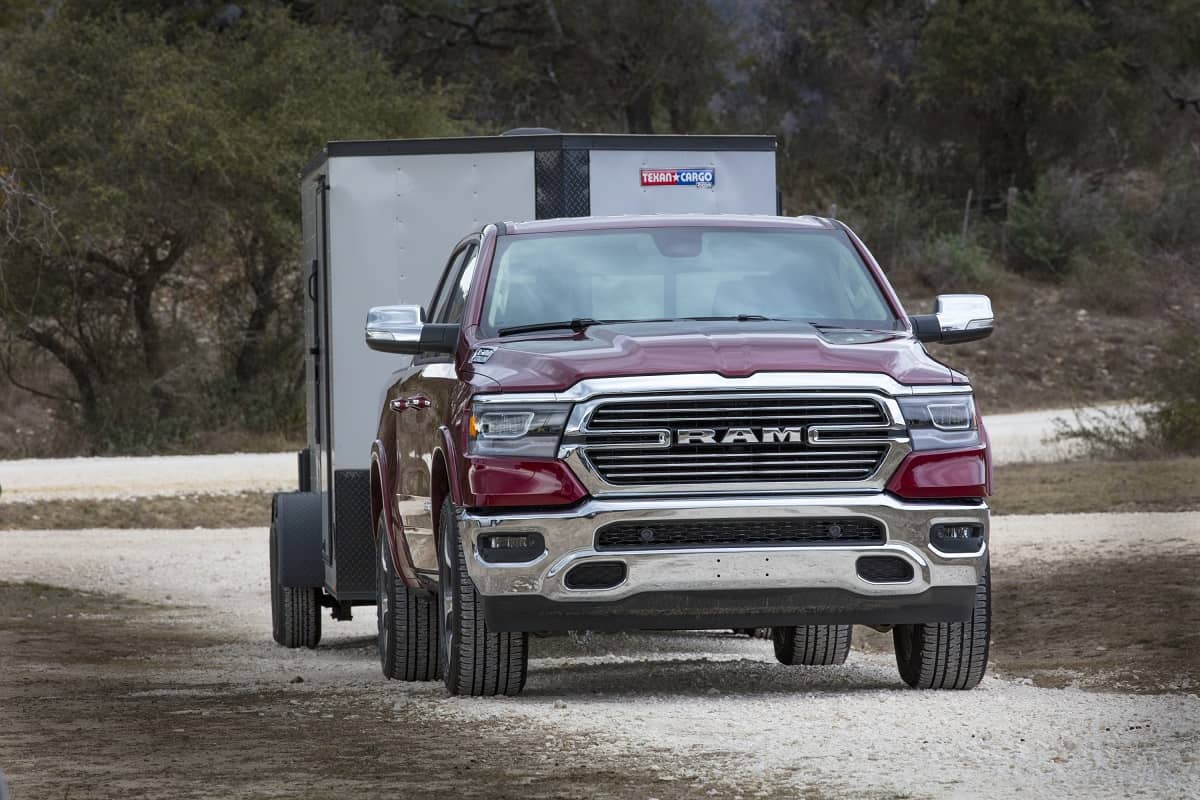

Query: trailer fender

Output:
[273, 491, 323, 588]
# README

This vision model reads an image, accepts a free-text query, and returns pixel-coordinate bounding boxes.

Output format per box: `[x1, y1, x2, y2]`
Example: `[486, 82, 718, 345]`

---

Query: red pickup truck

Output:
[364, 214, 993, 696]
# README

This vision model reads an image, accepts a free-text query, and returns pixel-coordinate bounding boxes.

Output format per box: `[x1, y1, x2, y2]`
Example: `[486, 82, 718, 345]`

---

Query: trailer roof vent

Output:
[501, 127, 561, 136]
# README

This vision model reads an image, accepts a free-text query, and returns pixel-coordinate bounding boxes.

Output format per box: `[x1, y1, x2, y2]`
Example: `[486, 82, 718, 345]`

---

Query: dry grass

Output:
[0, 491, 273, 530]
[990, 456, 1200, 515]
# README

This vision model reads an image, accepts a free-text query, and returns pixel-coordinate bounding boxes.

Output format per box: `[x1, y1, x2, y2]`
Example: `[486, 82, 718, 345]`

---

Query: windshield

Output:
[481, 227, 900, 336]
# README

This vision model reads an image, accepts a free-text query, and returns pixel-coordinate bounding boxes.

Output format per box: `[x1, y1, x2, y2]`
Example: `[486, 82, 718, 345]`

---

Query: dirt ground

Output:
[1, 513, 1198, 799]
[0, 585, 730, 800]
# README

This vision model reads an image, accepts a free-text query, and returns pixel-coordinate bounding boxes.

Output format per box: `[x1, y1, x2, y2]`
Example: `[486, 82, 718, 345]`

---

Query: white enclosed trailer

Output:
[273, 132, 778, 643]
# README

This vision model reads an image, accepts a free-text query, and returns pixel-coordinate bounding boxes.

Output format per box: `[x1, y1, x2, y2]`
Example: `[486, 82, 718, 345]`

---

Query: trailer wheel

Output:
[772, 625, 852, 666]
[893, 557, 991, 690]
[438, 499, 528, 696]
[376, 517, 440, 681]
[269, 515, 321, 649]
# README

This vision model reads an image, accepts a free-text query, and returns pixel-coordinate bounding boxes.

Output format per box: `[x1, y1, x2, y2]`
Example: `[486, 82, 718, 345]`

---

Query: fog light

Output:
[488, 535, 530, 549]
[930, 523, 984, 554]
[477, 531, 545, 563]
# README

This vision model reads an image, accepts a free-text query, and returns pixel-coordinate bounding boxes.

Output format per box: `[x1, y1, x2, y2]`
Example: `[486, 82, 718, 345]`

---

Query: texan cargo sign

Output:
[640, 167, 716, 188]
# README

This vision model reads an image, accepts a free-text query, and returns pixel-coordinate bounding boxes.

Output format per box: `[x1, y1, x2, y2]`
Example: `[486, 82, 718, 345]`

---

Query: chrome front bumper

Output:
[458, 495, 987, 630]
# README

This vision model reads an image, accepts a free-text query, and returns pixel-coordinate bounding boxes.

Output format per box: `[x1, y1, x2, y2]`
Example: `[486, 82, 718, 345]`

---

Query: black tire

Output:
[893, 557, 991, 690]
[269, 515, 321, 649]
[438, 498, 528, 696]
[772, 625, 852, 666]
[376, 517, 440, 681]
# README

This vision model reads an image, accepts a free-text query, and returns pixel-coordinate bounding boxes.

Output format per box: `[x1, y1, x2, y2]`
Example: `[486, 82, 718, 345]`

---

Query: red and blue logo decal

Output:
[640, 167, 716, 188]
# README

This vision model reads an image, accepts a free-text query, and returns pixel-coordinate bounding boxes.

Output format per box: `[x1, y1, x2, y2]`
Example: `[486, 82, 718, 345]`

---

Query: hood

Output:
[469, 320, 959, 392]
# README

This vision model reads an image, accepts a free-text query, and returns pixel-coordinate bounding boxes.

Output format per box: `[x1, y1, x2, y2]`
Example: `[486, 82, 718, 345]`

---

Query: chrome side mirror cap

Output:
[365, 305, 458, 355]
[910, 294, 994, 344]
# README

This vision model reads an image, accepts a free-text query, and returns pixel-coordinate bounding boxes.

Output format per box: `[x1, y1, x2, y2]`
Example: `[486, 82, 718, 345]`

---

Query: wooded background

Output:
[1, 0, 1197, 456]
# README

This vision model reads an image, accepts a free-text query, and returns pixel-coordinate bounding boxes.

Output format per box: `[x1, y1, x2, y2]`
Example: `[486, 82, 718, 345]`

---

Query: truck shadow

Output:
[319, 629, 903, 695]
[520, 653, 902, 697]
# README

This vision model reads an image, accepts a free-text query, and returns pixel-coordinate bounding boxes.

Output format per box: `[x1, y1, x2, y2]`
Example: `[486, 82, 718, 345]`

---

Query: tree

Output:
[0, 9, 455, 450]
[302, 0, 728, 134]
[912, 0, 1127, 195]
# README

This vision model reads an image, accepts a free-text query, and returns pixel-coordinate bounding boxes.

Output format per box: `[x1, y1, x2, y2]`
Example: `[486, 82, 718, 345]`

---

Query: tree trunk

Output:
[982, 90, 1035, 195]
[234, 251, 282, 385]
[625, 87, 654, 134]
[131, 279, 164, 378]
[19, 326, 100, 427]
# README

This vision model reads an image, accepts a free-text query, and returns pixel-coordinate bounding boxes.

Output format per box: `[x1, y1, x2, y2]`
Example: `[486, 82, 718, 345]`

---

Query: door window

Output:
[439, 244, 479, 324]
[429, 245, 470, 322]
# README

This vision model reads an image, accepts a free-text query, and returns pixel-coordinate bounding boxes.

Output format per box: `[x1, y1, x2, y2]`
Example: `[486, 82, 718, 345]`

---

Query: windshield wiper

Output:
[497, 314, 789, 337]
[498, 318, 606, 337]
[676, 314, 783, 322]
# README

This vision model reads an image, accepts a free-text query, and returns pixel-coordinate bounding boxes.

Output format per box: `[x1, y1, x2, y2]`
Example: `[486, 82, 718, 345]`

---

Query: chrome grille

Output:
[586, 398, 885, 429]
[579, 394, 893, 487]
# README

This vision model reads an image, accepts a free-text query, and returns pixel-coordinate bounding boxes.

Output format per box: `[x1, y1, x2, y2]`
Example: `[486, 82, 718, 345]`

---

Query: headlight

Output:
[898, 395, 980, 451]
[468, 402, 570, 457]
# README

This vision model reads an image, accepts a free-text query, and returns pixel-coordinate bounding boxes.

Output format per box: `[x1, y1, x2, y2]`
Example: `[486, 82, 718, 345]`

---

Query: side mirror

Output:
[364, 305, 459, 355]
[910, 294, 994, 344]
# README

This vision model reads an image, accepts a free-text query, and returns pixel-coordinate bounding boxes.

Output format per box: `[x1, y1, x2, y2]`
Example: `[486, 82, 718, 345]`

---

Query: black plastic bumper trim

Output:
[481, 586, 976, 633]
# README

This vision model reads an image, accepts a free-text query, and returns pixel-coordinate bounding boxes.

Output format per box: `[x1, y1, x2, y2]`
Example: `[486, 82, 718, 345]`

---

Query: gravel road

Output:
[983, 403, 1148, 464]
[0, 405, 1134, 504]
[0, 451, 296, 503]
[2, 512, 1197, 798]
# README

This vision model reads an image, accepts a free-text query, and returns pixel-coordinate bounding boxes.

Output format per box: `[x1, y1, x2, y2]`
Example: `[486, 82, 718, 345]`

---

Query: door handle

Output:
[390, 395, 431, 413]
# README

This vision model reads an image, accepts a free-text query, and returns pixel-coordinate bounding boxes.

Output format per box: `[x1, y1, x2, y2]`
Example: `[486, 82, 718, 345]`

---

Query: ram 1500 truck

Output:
[364, 214, 994, 696]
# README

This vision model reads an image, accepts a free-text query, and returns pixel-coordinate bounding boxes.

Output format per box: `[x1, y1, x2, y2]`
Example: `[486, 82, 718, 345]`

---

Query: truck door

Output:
[391, 238, 480, 585]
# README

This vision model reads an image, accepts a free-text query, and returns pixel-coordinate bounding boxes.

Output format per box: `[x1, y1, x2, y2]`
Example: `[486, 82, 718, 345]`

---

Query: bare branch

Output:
[1162, 85, 1200, 115]
[85, 250, 133, 278]
[0, 346, 76, 404]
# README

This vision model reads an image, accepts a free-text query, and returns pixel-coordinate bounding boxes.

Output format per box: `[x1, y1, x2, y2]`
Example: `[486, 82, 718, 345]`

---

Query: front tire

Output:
[376, 517, 440, 681]
[893, 557, 991, 690]
[438, 498, 528, 696]
[269, 515, 321, 649]
[772, 625, 852, 666]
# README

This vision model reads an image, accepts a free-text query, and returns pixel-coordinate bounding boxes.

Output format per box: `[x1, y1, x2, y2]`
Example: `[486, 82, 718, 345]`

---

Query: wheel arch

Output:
[430, 426, 465, 557]
[369, 442, 387, 535]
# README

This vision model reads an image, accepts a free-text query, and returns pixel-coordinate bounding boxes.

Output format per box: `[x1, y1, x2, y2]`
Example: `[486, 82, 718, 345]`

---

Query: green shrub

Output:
[1007, 168, 1120, 279]
[906, 235, 1003, 293]
[1145, 333, 1200, 453]
[1053, 405, 1156, 459]
[1065, 231, 1156, 315]
[1146, 161, 1200, 249]
[833, 184, 959, 272]
[1056, 332, 1200, 457]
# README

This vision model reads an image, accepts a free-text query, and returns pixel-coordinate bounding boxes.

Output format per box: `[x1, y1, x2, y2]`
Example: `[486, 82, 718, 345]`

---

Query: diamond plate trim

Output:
[333, 469, 375, 594]
[535, 149, 590, 219]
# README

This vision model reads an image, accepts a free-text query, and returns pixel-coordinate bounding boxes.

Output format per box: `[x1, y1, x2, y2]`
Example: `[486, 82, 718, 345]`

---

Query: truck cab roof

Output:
[500, 214, 838, 235]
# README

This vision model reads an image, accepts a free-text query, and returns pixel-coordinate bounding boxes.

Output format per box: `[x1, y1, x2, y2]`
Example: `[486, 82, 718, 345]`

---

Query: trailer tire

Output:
[438, 499, 528, 696]
[893, 557, 991, 690]
[270, 516, 321, 649]
[376, 516, 440, 681]
[772, 625, 852, 666]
